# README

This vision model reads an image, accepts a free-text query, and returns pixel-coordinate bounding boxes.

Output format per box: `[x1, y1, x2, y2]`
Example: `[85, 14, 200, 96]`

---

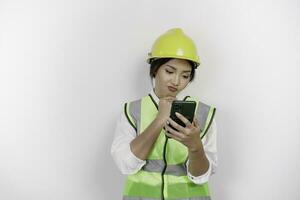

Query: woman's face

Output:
[154, 58, 192, 98]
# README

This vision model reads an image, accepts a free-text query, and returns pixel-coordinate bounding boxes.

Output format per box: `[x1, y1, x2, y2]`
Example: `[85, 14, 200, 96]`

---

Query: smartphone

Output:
[170, 100, 196, 128]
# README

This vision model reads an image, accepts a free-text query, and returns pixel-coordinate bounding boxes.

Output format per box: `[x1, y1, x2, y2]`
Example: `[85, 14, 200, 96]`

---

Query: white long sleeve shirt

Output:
[111, 90, 217, 185]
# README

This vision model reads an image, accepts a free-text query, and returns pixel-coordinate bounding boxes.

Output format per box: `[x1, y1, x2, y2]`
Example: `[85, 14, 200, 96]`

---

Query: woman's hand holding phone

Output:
[165, 113, 202, 152]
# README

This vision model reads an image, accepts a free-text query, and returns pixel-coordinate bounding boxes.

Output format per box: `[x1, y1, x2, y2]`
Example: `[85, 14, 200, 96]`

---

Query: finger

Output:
[167, 118, 185, 133]
[160, 98, 176, 104]
[165, 124, 185, 137]
[193, 118, 199, 128]
[165, 130, 183, 141]
[168, 98, 177, 102]
[175, 112, 192, 128]
[165, 125, 185, 140]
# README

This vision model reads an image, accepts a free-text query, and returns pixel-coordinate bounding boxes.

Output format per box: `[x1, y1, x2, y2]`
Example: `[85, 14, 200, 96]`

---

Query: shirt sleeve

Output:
[186, 118, 218, 185]
[111, 111, 146, 175]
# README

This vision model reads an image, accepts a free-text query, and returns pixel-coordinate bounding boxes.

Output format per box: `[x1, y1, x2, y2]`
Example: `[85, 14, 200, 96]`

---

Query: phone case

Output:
[170, 100, 196, 128]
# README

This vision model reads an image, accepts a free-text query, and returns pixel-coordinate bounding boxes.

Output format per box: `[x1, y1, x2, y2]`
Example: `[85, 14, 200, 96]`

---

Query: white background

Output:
[1, 0, 300, 199]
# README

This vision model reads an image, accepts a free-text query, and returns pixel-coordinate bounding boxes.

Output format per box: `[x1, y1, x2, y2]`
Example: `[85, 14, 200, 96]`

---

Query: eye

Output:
[165, 69, 174, 74]
[182, 74, 190, 79]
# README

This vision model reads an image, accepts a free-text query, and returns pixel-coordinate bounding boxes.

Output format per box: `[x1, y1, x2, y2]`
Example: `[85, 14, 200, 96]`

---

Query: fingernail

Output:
[175, 112, 179, 116]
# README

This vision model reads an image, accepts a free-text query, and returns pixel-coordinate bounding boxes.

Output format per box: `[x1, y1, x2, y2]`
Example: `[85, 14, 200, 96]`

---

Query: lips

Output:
[168, 86, 177, 92]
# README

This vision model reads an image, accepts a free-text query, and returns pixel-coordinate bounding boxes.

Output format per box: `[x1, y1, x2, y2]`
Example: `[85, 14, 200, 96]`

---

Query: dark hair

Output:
[149, 58, 196, 82]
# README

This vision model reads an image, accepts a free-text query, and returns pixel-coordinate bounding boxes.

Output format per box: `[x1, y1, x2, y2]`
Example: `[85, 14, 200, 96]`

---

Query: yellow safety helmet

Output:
[147, 28, 200, 68]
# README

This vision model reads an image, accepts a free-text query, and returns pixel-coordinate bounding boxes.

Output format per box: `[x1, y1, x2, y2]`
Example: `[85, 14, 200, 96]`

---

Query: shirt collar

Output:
[149, 88, 186, 105]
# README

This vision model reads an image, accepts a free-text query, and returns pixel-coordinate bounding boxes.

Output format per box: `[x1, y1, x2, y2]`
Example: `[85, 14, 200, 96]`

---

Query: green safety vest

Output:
[123, 94, 216, 200]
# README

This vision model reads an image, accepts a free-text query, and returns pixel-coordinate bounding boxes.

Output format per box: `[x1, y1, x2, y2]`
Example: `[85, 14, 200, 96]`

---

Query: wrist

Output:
[156, 114, 168, 123]
[188, 142, 203, 153]
[154, 115, 167, 126]
[189, 147, 202, 153]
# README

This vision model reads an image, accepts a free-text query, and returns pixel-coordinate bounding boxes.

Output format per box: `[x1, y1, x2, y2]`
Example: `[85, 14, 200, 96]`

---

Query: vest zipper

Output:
[148, 93, 169, 199]
[161, 136, 168, 200]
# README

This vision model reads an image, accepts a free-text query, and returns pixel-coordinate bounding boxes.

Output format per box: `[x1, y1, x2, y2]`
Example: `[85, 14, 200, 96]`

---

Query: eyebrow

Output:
[165, 65, 192, 73]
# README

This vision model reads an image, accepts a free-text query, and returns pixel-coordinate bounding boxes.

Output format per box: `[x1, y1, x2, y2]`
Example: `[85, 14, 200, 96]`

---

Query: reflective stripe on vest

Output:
[124, 99, 141, 135]
[123, 197, 211, 200]
[123, 94, 216, 200]
[142, 160, 187, 176]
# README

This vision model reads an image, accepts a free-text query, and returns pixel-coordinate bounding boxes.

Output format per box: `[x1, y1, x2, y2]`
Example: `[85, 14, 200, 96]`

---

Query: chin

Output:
[161, 89, 177, 97]
[168, 92, 177, 97]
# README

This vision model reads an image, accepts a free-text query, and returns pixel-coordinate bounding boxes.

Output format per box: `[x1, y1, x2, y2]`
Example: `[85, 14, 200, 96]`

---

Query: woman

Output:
[111, 28, 217, 200]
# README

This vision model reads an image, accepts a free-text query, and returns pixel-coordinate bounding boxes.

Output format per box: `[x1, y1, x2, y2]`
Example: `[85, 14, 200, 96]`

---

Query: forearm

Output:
[188, 144, 210, 176]
[130, 117, 165, 160]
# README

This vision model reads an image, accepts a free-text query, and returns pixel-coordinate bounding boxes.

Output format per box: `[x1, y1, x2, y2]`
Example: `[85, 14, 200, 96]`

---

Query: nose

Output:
[171, 74, 180, 86]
